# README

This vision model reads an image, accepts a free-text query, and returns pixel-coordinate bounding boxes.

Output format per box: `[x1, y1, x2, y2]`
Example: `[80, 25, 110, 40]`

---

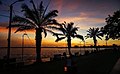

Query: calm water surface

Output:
[0, 47, 103, 62]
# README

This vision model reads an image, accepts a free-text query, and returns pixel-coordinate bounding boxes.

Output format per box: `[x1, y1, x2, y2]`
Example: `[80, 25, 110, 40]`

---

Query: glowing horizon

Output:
[0, 26, 120, 47]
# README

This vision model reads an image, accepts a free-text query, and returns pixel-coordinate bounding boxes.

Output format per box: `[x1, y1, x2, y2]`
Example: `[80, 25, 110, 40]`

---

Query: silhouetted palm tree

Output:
[104, 10, 120, 40]
[11, 0, 59, 62]
[50, 22, 84, 56]
[86, 27, 103, 50]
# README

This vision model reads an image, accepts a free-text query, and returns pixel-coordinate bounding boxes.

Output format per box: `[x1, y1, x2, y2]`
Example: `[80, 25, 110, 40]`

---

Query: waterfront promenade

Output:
[0, 49, 120, 74]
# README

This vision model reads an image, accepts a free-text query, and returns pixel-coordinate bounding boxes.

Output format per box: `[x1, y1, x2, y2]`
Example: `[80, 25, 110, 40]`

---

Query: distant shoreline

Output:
[0, 46, 120, 48]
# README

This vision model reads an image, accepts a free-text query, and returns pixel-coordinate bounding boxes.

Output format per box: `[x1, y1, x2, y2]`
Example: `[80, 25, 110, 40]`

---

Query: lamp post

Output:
[84, 41, 85, 47]
[22, 33, 27, 61]
[7, 0, 24, 60]
[79, 41, 83, 55]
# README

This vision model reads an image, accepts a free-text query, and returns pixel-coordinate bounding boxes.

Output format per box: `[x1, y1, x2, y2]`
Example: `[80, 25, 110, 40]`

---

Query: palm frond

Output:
[43, 10, 58, 21]
[95, 28, 99, 34]
[98, 32, 104, 37]
[45, 29, 60, 38]
[62, 22, 67, 30]
[56, 23, 67, 34]
[85, 36, 89, 39]
[47, 25, 66, 35]
[42, 0, 51, 18]
[15, 25, 34, 33]
[43, 28, 47, 38]
[87, 30, 91, 34]
[12, 15, 38, 28]
[75, 35, 84, 41]
[67, 22, 74, 31]
[30, 0, 40, 24]
[42, 19, 60, 26]
[7, 24, 24, 28]
[45, 29, 54, 34]
[12, 15, 32, 24]
[55, 37, 66, 42]
[21, 4, 38, 24]
[71, 27, 78, 33]
[38, 1, 44, 18]
[58, 24, 66, 34]
[47, 26, 60, 30]
[96, 35, 102, 40]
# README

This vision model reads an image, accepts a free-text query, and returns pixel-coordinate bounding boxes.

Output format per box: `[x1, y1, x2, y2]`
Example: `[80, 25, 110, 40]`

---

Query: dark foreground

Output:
[0, 49, 120, 74]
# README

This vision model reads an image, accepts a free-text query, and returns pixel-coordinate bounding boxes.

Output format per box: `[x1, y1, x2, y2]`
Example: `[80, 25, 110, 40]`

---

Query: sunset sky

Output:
[0, 0, 120, 47]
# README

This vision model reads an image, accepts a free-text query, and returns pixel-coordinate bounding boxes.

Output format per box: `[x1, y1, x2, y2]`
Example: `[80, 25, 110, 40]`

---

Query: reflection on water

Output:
[0, 48, 100, 62]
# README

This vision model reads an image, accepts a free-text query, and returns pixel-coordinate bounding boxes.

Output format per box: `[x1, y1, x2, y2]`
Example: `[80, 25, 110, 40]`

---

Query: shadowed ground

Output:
[110, 58, 120, 74]
[0, 49, 120, 74]
[76, 49, 120, 74]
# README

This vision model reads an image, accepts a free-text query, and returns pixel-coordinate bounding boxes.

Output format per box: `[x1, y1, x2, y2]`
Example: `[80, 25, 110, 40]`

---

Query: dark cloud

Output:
[1, 0, 120, 21]
[51, 0, 120, 18]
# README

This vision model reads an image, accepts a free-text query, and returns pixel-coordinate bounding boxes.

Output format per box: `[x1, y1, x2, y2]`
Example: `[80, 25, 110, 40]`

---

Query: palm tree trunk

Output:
[67, 36, 72, 56]
[35, 28, 42, 62]
[93, 37, 98, 50]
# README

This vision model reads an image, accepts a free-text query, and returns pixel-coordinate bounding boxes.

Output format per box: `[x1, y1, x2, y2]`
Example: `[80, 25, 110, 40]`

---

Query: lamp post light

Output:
[7, 0, 24, 60]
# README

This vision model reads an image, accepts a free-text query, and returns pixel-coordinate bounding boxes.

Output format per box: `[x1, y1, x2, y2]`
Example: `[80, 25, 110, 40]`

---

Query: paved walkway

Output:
[110, 58, 120, 74]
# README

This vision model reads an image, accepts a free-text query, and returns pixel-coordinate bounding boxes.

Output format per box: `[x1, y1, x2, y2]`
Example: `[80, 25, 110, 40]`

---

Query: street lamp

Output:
[22, 33, 27, 61]
[7, 0, 24, 60]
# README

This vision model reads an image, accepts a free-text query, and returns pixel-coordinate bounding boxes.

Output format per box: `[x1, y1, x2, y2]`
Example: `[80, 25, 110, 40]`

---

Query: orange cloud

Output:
[0, 27, 7, 33]
[56, 16, 86, 23]
[56, 13, 104, 23]
[55, 14, 104, 30]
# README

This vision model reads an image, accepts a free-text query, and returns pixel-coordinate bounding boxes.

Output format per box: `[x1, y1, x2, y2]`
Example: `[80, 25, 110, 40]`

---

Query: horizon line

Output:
[0, 46, 120, 48]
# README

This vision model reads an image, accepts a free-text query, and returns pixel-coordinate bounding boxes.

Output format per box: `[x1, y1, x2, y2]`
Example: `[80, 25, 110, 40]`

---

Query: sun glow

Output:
[0, 25, 120, 47]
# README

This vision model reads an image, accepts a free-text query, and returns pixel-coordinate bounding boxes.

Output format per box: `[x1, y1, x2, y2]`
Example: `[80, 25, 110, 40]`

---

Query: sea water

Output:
[0, 47, 99, 62]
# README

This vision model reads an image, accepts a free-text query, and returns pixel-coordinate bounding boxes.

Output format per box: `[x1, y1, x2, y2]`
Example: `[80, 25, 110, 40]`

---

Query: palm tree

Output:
[86, 27, 103, 50]
[103, 10, 120, 40]
[11, 0, 59, 62]
[50, 22, 84, 56]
